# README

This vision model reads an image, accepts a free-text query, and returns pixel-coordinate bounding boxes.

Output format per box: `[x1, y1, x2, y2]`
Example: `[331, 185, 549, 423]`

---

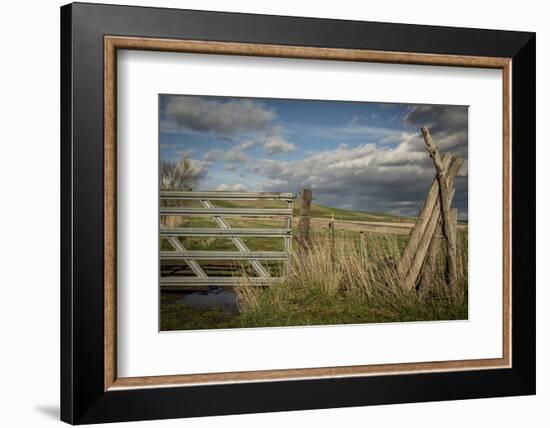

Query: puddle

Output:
[175, 288, 240, 315]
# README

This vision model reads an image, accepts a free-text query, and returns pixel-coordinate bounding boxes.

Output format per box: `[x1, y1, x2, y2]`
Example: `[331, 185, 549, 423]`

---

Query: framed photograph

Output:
[61, 2, 535, 424]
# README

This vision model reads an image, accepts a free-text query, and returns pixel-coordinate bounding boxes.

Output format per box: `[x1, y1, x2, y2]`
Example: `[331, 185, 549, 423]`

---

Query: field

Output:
[160, 198, 468, 331]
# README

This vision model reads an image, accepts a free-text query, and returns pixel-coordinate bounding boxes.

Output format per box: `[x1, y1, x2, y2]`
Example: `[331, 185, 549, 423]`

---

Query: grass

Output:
[236, 230, 467, 327]
[295, 202, 410, 222]
[213, 198, 413, 222]
[162, 197, 415, 223]
[160, 225, 468, 331]
[161, 293, 240, 330]
[159, 198, 414, 255]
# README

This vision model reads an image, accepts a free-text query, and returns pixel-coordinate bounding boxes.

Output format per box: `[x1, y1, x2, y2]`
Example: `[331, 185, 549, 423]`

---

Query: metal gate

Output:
[160, 191, 294, 289]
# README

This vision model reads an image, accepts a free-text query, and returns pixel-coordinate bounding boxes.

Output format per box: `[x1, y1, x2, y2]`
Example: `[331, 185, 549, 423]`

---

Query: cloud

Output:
[348, 115, 359, 126]
[252, 135, 467, 217]
[236, 140, 256, 150]
[404, 105, 468, 157]
[164, 98, 468, 218]
[298, 122, 405, 144]
[203, 140, 257, 165]
[224, 147, 248, 163]
[163, 96, 276, 135]
[259, 178, 288, 190]
[173, 149, 194, 158]
[160, 143, 180, 149]
[203, 149, 224, 162]
[224, 140, 257, 163]
[263, 136, 296, 154]
[405, 105, 467, 134]
[216, 183, 248, 191]
[186, 159, 211, 175]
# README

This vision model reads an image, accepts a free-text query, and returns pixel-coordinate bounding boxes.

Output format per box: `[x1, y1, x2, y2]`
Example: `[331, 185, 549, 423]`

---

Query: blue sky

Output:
[160, 95, 468, 217]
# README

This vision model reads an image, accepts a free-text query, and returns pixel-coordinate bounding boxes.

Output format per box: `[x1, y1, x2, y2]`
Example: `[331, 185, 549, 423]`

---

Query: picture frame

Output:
[60, 2, 535, 424]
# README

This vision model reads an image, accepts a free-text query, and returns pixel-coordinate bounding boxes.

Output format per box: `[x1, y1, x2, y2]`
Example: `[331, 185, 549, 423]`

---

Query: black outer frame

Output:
[60, 2, 536, 424]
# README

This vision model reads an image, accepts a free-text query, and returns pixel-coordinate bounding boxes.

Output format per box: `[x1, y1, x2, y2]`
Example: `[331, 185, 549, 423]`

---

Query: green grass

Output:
[160, 229, 468, 331]
[161, 293, 240, 330]
[160, 197, 467, 331]
[163, 197, 413, 223]
[160, 199, 412, 255]
[298, 202, 408, 222]
[161, 286, 467, 331]
[236, 287, 467, 327]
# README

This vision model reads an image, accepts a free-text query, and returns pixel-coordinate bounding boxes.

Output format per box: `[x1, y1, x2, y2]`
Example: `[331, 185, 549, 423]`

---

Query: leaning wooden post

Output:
[398, 155, 462, 289]
[421, 127, 458, 286]
[397, 154, 451, 279]
[404, 181, 458, 289]
[297, 188, 312, 251]
[419, 216, 443, 291]
[446, 208, 458, 282]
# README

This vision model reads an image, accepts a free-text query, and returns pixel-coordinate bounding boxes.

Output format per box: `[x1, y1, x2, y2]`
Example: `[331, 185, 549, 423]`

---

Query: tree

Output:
[160, 156, 206, 191]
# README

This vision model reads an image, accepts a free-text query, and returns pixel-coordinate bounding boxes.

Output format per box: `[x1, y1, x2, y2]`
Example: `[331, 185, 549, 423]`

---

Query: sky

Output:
[159, 94, 468, 218]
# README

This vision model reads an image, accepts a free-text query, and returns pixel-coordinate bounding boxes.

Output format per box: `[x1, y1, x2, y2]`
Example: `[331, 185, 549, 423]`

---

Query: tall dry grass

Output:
[235, 229, 468, 326]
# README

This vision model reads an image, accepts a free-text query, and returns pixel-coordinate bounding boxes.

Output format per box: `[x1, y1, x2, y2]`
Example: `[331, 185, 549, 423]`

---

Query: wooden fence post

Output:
[419, 217, 442, 290]
[359, 231, 367, 258]
[297, 188, 312, 251]
[422, 127, 459, 286]
[397, 154, 452, 279]
[398, 156, 463, 289]
[329, 220, 336, 269]
[445, 208, 458, 283]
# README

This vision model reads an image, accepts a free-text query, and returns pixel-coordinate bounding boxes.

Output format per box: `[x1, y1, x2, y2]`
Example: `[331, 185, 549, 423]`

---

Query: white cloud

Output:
[236, 140, 256, 150]
[348, 115, 359, 126]
[203, 140, 257, 165]
[297, 122, 405, 143]
[187, 159, 211, 175]
[164, 96, 276, 135]
[216, 183, 248, 191]
[263, 136, 296, 154]
[404, 104, 468, 157]
[165, 100, 468, 216]
[259, 178, 288, 190]
[224, 147, 248, 163]
[203, 149, 224, 162]
[251, 138, 466, 216]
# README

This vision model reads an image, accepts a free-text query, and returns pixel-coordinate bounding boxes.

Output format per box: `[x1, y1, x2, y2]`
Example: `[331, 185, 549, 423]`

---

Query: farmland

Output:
[160, 198, 468, 331]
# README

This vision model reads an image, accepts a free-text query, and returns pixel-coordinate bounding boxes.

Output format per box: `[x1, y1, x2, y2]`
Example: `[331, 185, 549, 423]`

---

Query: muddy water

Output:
[175, 288, 240, 315]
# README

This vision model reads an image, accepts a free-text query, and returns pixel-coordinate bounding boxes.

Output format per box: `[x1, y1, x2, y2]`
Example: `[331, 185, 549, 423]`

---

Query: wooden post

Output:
[446, 208, 458, 283]
[397, 154, 452, 279]
[419, 216, 442, 290]
[398, 156, 463, 289]
[359, 231, 367, 258]
[297, 188, 312, 251]
[329, 220, 336, 269]
[421, 208, 458, 290]
[404, 185, 455, 289]
[284, 198, 293, 277]
[422, 127, 459, 286]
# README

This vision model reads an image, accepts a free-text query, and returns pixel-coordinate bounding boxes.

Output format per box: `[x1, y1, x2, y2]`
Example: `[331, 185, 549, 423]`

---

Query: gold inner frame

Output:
[104, 35, 512, 391]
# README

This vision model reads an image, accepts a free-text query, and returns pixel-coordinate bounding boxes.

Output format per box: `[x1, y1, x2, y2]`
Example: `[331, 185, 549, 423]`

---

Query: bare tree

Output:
[160, 156, 206, 191]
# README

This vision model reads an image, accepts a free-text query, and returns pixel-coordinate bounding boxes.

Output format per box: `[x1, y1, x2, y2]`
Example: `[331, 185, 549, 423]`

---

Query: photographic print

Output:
[159, 94, 468, 331]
